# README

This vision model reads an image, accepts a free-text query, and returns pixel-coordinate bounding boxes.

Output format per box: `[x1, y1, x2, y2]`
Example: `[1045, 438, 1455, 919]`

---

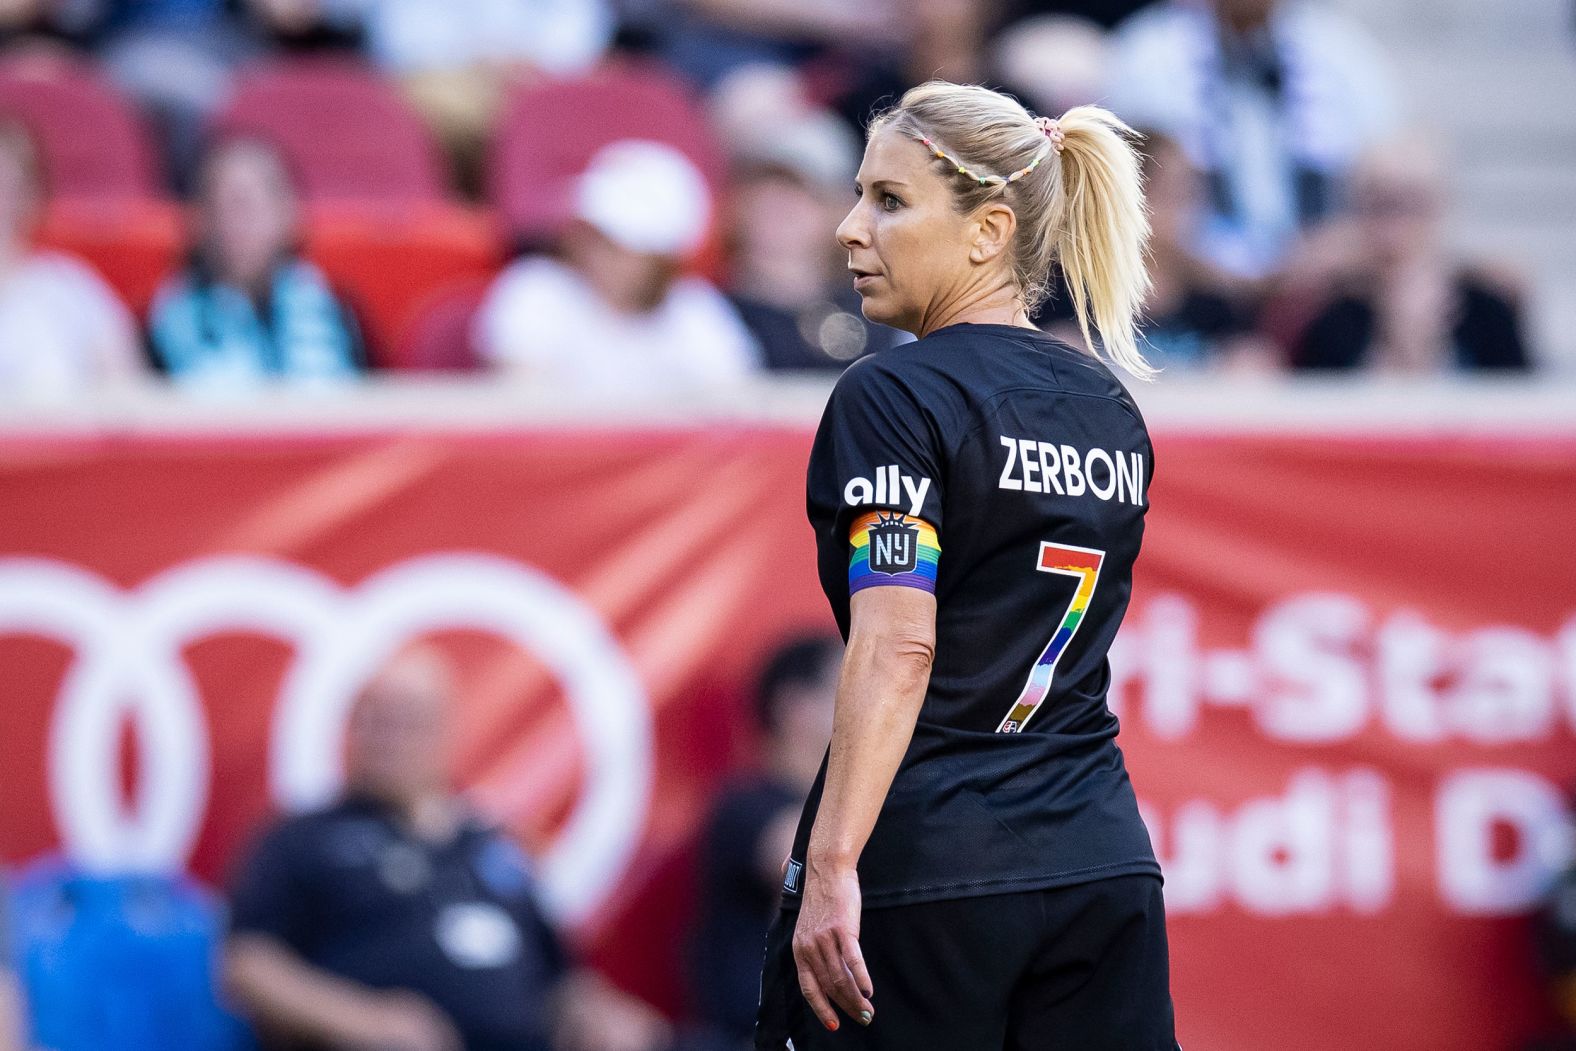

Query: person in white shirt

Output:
[0, 121, 142, 404]
[475, 139, 762, 397]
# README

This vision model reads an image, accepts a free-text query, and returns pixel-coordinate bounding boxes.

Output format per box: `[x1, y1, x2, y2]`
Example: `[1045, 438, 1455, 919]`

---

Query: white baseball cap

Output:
[573, 139, 712, 256]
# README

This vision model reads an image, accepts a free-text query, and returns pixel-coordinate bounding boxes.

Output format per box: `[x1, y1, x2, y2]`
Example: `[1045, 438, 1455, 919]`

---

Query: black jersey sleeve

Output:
[809, 360, 946, 598]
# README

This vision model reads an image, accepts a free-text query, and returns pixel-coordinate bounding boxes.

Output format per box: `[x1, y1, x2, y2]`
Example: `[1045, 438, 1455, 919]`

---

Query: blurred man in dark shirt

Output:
[686, 636, 840, 1048]
[225, 644, 669, 1051]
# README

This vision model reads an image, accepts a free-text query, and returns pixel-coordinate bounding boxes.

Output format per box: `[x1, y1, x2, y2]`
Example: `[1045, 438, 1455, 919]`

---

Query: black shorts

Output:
[755, 874, 1178, 1051]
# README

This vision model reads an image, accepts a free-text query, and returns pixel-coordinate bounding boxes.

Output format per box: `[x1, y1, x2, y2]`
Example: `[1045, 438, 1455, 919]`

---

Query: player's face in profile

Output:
[837, 128, 977, 334]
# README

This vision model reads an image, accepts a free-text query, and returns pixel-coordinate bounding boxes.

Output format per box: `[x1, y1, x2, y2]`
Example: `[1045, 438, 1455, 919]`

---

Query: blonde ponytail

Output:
[870, 83, 1157, 380]
[1055, 106, 1155, 380]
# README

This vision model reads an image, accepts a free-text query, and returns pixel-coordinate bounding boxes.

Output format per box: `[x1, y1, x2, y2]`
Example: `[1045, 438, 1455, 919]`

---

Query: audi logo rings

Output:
[0, 553, 650, 925]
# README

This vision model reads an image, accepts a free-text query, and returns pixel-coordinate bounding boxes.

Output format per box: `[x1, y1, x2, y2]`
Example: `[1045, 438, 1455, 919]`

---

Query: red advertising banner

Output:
[1, 424, 1574, 1051]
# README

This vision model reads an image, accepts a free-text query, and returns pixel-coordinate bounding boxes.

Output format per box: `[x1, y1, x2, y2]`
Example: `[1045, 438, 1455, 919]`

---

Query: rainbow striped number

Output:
[996, 541, 1106, 733]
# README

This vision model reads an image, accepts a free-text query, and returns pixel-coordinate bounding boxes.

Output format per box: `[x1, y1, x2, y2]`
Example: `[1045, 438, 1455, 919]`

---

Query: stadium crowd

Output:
[0, 0, 1537, 403]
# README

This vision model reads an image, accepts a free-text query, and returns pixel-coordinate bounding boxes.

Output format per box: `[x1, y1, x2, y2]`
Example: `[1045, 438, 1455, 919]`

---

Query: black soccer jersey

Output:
[783, 322, 1161, 909]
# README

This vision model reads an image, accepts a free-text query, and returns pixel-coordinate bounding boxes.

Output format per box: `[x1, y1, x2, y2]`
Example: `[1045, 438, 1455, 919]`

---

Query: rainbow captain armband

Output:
[849, 511, 940, 594]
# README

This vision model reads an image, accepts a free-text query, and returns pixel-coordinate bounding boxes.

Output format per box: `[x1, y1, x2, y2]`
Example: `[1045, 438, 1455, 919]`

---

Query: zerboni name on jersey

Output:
[997, 435, 1145, 506]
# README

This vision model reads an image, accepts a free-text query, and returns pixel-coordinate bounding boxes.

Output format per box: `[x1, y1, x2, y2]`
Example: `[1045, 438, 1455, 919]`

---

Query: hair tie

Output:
[1035, 116, 1066, 153]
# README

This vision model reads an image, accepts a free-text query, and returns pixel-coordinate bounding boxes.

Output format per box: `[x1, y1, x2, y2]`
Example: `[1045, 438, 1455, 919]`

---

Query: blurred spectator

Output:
[247, 0, 367, 52]
[225, 644, 671, 1051]
[1138, 130, 1276, 373]
[643, 0, 979, 132]
[712, 66, 904, 370]
[992, 0, 1151, 31]
[361, 0, 609, 75]
[1526, 792, 1576, 1051]
[1108, 0, 1401, 279]
[1291, 137, 1530, 373]
[687, 635, 840, 1048]
[0, 0, 46, 42]
[475, 139, 760, 395]
[0, 0, 90, 49]
[149, 138, 364, 391]
[648, 0, 921, 86]
[989, 14, 1109, 119]
[359, 0, 613, 189]
[89, 0, 265, 188]
[0, 120, 143, 402]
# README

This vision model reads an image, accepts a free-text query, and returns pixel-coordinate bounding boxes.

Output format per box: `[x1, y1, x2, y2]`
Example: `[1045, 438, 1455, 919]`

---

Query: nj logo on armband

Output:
[868, 511, 920, 574]
[848, 511, 940, 594]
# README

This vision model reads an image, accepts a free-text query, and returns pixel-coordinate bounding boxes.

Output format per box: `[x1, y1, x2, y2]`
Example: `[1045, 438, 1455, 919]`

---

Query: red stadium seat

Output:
[213, 59, 450, 205]
[395, 277, 491, 372]
[35, 201, 501, 346]
[0, 55, 162, 203]
[488, 60, 724, 244]
[35, 201, 182, 319]
[302, 204, 502, 368]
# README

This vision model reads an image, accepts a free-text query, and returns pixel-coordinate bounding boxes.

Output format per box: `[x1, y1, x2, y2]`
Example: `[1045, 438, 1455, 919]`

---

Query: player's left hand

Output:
[793, 862, 875, 1030]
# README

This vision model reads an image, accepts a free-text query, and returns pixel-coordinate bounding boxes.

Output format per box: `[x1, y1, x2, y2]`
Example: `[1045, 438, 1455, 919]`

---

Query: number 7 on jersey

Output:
[997, 542, 1106, 733]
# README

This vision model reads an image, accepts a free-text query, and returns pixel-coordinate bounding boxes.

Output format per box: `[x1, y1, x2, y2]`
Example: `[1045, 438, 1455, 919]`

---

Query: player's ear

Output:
[968, 202, 1017, 266]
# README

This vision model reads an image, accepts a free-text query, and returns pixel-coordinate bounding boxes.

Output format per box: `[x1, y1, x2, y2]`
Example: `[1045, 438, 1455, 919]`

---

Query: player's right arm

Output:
[795, 584, 936, 1031]
[795, 358, 948, 1030]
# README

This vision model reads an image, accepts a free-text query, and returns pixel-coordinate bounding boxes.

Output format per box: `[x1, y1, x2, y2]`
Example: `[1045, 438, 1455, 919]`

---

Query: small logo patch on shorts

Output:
[783, 857, 804, 894]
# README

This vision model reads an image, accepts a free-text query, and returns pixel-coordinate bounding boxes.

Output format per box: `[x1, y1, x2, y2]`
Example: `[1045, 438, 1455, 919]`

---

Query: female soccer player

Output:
[755, 81, 1177, 1050]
